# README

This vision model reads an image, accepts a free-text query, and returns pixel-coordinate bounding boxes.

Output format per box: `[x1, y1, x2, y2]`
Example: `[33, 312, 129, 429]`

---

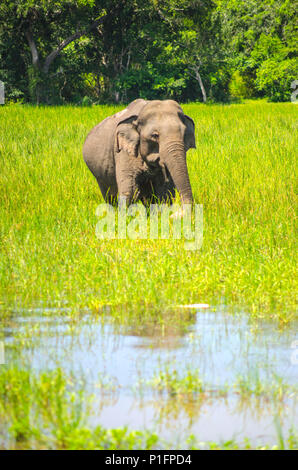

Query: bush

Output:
[228, 71, 253, 99]
[255, 58, 298, 102]
[81, 96, 93, 107]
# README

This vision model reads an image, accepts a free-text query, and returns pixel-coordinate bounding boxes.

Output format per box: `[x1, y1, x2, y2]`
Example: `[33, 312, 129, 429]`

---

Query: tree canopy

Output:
[0, 0, 297, 103]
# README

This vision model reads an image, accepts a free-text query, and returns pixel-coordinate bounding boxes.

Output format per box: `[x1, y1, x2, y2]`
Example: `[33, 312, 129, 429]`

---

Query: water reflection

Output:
[2, 305, 297, 446]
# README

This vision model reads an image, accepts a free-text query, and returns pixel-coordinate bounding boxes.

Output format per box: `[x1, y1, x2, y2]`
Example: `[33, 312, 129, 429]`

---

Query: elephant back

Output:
[82, 99, 148, 185]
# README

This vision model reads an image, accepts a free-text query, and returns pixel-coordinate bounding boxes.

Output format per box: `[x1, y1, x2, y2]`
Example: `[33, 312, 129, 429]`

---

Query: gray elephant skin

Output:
[83, 99, 195, 205]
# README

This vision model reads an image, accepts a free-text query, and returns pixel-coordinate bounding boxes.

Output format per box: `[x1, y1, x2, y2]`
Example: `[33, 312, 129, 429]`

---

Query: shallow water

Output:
[2, 307, 298, 447]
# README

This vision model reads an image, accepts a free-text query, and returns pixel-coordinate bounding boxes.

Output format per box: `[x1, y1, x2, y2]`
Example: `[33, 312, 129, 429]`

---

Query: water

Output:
[2, 307, 298, 447]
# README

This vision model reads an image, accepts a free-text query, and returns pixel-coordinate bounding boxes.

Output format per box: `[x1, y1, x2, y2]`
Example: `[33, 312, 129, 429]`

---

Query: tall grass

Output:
[0, 101, 296, 321]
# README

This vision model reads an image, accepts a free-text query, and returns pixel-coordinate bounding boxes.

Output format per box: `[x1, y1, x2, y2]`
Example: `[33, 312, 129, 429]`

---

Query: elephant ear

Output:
[114, 100, 148, 157]
[115, 119, 139, 157]
[184, 115, 196, 150]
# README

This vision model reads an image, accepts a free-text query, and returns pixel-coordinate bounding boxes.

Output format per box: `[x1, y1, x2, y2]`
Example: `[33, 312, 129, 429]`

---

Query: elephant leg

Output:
[115, 151, 140, 204]
[96, 179, 118, 205]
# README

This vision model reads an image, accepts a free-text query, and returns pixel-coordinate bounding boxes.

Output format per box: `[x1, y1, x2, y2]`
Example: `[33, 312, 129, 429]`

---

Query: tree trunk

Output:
[25, 16, 107, 103]
[43, 17, 106, 74]
[25, 31, 40, 68]
[193, 66, 207, 103]
[25, 30, 41, 104]
[114, 91, 120, 103]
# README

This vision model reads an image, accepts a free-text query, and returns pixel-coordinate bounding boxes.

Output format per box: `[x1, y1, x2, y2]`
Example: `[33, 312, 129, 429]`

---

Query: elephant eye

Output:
[151, 132, 159, 140]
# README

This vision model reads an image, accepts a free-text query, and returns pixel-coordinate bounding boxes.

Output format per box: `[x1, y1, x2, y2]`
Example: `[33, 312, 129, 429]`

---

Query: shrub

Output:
[228, 71, 253, 99]
[255, 58, 298, 102]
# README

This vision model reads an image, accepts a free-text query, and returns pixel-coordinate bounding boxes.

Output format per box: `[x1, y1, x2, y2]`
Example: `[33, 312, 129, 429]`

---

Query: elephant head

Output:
[115, 100, 195, 204]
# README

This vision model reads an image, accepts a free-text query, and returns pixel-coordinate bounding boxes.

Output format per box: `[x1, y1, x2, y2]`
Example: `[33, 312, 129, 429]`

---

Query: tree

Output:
[0, 0, 106, 103]
[215, 0, 298, 101]
[0, 0, 296, 103]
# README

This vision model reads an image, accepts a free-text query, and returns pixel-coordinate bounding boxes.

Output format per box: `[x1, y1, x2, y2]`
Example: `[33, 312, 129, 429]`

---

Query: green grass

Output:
[142, 364, 296, 404]
[0, 101, 297, 321]
[0, 101, 297, 450]
[148, 366, 204, 396]
[234, 371, 294, 400]
[0, 366, 159, 450]
[0, 365, 296, 450]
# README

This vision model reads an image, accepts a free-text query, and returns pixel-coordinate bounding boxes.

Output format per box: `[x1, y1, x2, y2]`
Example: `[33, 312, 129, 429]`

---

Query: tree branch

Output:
[25, 30, 40, 69]
[43, 15, 107, 74]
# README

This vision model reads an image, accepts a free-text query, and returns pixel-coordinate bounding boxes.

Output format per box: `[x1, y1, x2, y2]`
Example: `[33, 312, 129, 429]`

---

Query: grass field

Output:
[0, 101, 297, 449]
[0, 100, 297, 320]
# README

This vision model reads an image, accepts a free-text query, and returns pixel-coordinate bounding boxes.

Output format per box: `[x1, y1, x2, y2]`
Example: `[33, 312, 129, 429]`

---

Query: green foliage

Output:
[81, 95, 93, 106]
[0, 0, 296, 103]
[0, 365, 296, 449]
[0, 366, 159, 449]
[229, 70, 253, 99]
[150, 366, 204, 396]
[255, 58, 298, 102]
[0, 367, 83, 444]
[216, 0, 298, 101]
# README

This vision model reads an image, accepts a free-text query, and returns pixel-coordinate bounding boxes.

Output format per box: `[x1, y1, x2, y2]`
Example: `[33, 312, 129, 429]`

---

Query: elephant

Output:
[83, 99, 195, 206]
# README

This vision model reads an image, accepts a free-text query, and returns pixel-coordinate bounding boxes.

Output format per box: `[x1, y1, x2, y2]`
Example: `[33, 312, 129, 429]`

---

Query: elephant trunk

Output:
[160, 140, 193, 204]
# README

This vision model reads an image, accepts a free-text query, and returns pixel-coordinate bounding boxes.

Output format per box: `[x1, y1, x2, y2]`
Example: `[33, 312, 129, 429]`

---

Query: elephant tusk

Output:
[160, 163, 169, 183]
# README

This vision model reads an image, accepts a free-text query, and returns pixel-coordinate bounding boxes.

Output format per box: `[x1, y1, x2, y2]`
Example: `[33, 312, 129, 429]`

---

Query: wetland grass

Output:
[0, 365, 296, 450]
[0, 101, 297, 449]
[0, 101, 296, 321]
